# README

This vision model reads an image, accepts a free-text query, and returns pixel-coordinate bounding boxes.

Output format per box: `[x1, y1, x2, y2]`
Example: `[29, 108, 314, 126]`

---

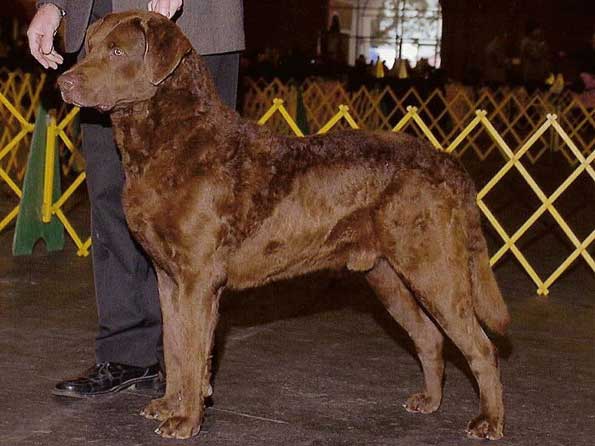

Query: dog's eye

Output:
[112, 47, 124, 56]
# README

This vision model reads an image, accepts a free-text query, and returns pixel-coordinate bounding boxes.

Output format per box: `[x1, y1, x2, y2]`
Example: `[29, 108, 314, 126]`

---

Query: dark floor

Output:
[0, 194, 594, 446]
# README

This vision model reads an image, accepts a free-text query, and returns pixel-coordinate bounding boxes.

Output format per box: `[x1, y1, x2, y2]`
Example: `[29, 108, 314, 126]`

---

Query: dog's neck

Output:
[110, 51, 238, 176]
[159, 51, 225, 114]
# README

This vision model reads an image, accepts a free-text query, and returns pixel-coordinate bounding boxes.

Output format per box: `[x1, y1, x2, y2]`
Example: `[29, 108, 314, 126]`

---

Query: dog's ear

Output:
[84, 17, 105, 54]
[141, 16, 192, 85]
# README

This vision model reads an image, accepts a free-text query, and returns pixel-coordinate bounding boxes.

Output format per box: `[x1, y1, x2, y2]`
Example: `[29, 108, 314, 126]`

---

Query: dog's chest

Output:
[121, 179, 163, 247]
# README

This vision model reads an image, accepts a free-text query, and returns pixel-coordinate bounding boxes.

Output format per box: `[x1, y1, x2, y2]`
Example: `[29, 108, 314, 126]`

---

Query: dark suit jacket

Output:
[37, 0, 244, 55]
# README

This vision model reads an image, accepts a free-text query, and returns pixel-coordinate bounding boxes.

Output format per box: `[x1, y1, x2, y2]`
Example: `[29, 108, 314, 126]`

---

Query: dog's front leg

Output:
[155, 269, 224, 440]
[141, 267, 182, 422]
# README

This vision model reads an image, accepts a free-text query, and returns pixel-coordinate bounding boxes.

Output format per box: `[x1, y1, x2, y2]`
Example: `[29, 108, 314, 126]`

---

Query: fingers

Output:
[157, 4, 170, 18]
[40, 33, 64, 69]
[27, 4, 63, 70]
[28, 33, 48, 68]
[171, 0, 183, 18]
[40, 31, 55, 56]
[147, 0, 166, 17]
[28, 34, 52, 69]
[45, 50, 65, 68]
[168, 2, 178, 18]
[154, 0, 171, 19]
[148, 0, 182, 19]
[27, 31, 63, 70]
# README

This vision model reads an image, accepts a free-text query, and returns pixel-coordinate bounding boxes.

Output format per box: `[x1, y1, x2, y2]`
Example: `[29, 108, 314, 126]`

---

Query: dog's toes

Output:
[403, 392, 440, 414]
[141, 397, 176, 421]
[466, 414, 504, 440]
[155, 416, 201, 439]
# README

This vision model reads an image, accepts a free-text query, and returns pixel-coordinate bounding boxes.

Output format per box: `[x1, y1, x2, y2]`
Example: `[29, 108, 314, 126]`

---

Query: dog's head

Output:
[58, 11, 192, 111]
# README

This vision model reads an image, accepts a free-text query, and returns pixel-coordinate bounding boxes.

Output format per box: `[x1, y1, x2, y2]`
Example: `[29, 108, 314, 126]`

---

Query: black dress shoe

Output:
[52, 362, 161, 398]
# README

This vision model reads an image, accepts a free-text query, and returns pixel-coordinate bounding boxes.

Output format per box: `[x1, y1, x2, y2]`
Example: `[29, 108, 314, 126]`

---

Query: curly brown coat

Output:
[58, 11, 510, 441]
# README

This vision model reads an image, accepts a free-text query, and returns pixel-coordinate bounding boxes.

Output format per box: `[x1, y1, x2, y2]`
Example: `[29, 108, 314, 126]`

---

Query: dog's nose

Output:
[57, 73, 78, 92]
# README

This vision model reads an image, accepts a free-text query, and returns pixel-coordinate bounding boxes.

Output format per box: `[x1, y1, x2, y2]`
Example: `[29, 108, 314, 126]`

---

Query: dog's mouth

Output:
[60, 90, 113, 113]
[59, 90, 80, 107]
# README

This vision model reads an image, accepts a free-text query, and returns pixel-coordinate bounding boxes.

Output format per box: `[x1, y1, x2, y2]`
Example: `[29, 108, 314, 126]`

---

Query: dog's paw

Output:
[466, 414, 504, 440]
[140, 397, 177, 421]
[155, 415, 201, 439]
[403, 392, 440, 414]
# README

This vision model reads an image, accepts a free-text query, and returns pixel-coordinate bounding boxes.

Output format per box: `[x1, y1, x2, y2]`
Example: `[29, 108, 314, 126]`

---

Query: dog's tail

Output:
[465, 201, 511, 336]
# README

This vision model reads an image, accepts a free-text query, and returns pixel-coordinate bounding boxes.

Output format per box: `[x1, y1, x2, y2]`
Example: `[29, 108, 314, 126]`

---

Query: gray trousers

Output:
[81, 0, 239, 366]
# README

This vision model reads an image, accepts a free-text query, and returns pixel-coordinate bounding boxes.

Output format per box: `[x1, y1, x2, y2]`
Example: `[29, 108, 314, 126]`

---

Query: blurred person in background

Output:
[520, 24, 550, 91]
[484, 33, 509, 89]
[577, 31, 595, 108]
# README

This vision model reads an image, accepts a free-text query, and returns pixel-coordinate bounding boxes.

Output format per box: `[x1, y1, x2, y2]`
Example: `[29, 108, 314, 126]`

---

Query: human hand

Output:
[27, 3, 64, 69]
[147, 0, 183, 19]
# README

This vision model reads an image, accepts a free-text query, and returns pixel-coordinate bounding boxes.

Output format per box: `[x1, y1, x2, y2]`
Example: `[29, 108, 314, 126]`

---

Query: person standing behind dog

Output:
[27, 0, 244, 397]
[520, 25, 550, 92]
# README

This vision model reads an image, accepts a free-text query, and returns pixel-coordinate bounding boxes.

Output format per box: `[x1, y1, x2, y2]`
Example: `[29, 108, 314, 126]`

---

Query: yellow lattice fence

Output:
[243, 79, 595, 167]
[0, 70, 46, 179]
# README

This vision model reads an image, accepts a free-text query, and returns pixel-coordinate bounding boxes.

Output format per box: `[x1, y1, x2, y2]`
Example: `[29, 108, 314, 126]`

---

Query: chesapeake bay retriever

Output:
[57, 11, 510, 441]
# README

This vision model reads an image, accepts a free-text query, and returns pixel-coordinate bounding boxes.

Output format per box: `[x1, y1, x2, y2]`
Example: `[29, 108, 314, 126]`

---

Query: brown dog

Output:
[58, 11, 510, 441]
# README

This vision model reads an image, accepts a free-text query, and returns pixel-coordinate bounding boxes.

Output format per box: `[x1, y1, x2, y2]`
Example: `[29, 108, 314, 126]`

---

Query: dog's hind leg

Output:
[366, 258, 445, 414]
[155, 269, 224, 440]
[141, 267, 181, 422]
[413, 275, 504, 441]
[377, 207, 504, 440]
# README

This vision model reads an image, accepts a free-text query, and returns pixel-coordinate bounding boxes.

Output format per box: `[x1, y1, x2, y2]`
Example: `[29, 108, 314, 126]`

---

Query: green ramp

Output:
[12, 106, 65, 255]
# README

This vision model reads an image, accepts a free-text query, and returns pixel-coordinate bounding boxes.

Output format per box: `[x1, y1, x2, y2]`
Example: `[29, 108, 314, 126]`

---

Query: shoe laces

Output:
[90, 362, 114, 382]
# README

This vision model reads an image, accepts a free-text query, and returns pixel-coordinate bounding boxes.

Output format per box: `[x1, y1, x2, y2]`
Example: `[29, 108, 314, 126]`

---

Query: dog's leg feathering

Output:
[366, 259, 445, 414]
